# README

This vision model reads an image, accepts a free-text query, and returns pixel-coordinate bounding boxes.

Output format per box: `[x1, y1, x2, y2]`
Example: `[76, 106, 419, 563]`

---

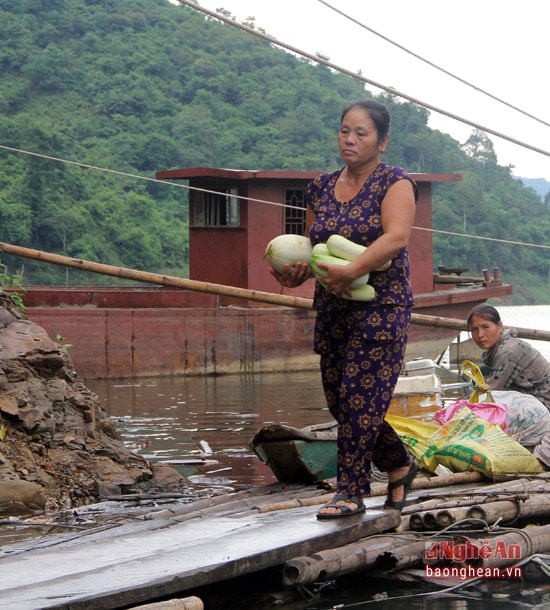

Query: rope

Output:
[317, 0, 550, 129]
[532, 555, 550, 577]
[176, 0, 550, 160]
[0, 144, 296, 209]
[1, 143, 547, 252]
[414, 226, 550, 250]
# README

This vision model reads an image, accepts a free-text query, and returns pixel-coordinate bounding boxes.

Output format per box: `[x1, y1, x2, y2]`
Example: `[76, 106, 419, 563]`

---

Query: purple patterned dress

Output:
[306, 163, 418, 497]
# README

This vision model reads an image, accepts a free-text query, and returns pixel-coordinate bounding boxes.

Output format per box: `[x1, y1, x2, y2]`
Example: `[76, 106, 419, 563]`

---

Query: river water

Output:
[86, 305, 550, 610]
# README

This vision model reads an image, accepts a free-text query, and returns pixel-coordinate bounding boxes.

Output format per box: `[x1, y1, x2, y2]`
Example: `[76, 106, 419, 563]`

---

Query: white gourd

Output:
[264, 234, 313, 273]
[309, 254, 370, 288]
[311, 242, 331, 256]
[326, 234, 391, 272]
[342, 284, 376, 302]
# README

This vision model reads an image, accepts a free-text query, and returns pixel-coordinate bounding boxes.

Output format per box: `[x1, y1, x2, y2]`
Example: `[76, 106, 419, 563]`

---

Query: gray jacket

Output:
[482, 329, 550, 409]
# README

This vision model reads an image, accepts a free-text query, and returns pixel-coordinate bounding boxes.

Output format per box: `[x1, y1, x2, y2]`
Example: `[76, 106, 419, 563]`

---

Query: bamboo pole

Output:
[255, 472, 487, 513]
[404, 478, 550, 531]
[375, 539, 430, 571]
[406, 470, 484, 489]
[283, 504, 550, 586]
[422, 511, 439, 530]
[254, 472, 452, 510]
[415, 473, 550, 497]
[287, 506, 550, 586]
[402, 490, 493, 516]
[451, 525, 550, 568]
[435, 507, 473, 529]
[432, 506, 476, 529]
[150, 471, 486, 524]
[466, 494, 550, 525]
[407, 505, 477, 532]
[409, 511, 430, 531]
[410, 311, 550, 342]
[149, 484, 330, 521]
[2, 241, 550, 340]
[0, 242, 312, 310]
[282, 534, 421, 585]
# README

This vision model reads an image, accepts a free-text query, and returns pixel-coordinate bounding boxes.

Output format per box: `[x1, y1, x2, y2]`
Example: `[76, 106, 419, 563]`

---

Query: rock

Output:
[0, 479, 47, 516]
[0, 308, 16, 329]
[0, 291, 185, 516]
[0, 394, 18, 416]
[150, 462, 187, 488]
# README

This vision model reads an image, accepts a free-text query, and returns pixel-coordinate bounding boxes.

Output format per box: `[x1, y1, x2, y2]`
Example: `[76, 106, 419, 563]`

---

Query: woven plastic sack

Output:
[388, 408, 543, 479]
[421, 407, 543, 479]
[385, 414, 438, 467]
[492, 390, 550, 448]
[434, 399, 509, 432]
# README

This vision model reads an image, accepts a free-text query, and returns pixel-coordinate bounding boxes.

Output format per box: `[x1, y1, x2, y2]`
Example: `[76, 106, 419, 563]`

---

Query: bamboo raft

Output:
[1, 470, 550, 609]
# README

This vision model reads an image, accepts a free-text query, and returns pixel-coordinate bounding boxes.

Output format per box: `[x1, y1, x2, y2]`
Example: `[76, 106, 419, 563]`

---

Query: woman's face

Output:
[338, 107, 388, 167]
[469, 315, 503, 350]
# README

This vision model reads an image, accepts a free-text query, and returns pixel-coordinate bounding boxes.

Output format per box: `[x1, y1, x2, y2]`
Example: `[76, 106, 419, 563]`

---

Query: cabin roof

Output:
[155, 166, 463, 183]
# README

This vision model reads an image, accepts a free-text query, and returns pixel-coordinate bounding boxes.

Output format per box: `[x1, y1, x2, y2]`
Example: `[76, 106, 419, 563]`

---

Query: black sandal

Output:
[316, 493, 366, 520]
[384, 460, 420, 511]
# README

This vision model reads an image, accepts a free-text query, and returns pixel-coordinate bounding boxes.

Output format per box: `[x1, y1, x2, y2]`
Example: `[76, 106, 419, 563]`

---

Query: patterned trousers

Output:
[314, 303, 412, 497]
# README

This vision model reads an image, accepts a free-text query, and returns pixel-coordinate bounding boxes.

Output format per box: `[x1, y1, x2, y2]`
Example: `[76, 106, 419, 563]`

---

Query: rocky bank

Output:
[0, 291, 184, 516]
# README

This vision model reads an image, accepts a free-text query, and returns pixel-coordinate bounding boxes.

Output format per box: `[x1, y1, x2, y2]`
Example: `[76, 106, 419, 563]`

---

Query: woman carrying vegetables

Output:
[271, 99, 419, 518]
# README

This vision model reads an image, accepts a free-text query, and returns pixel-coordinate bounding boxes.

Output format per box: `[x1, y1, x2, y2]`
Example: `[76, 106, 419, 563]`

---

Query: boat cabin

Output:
[155, 166, 463, 303]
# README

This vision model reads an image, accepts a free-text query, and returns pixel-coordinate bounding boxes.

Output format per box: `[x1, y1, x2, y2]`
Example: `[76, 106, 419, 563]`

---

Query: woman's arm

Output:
[488, 337, 549, 391]
[348, 179, 416, 275]
[320, 179, 416, 295]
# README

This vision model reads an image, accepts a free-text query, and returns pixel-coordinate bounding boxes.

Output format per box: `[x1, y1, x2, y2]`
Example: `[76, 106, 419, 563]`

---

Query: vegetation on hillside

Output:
[0, 0, 548, 303]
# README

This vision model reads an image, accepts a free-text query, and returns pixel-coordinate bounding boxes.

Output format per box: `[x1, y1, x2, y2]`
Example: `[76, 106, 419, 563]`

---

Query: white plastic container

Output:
[404, 358, 438, 377]
[389, 373, 442, 420]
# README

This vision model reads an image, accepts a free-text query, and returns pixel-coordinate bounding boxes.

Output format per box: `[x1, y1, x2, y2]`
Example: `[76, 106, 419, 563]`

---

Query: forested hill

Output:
[0, 0, 549, 303]
[518, 177, 550, 202]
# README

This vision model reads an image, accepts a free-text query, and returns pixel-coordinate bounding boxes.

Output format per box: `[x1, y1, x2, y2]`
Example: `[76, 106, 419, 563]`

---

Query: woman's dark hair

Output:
[341, 100, 391, 143]
[466, 304, 501, 328]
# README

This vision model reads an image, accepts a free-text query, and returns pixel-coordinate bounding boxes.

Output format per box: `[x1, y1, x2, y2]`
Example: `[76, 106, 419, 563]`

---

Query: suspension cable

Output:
[1, 143, 547, 251]
[176, 0, 550, 159]
[317, 0, 550, 129]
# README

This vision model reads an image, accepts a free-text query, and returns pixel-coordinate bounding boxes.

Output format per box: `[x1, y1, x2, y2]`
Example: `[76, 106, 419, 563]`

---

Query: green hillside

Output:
[0, 0, 549, 303]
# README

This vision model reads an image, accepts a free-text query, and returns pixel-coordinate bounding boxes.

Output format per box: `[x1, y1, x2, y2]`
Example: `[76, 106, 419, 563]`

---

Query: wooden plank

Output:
[0, 503, 399, 610]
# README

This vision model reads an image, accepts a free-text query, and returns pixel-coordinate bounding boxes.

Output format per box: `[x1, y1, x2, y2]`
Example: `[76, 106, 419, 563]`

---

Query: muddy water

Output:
[87, 367, 470, 495]
[87, 371, 331, 494]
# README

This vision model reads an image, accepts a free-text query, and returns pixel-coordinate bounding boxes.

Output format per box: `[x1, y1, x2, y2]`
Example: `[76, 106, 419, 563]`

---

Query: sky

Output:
[185, 0, 550, 181]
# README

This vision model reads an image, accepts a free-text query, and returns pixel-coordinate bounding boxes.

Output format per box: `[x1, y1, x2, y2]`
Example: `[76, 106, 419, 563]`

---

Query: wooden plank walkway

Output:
[0, 496, 400, 610]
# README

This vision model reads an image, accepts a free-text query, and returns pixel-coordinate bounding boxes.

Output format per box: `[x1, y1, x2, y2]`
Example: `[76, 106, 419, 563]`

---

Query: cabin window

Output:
[284, 189, 306, 235]
[194, 188, 240, 227]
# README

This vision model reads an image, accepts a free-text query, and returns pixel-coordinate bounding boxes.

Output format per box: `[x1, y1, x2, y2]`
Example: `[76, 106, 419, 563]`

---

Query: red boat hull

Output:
[19, 284, 511, 379]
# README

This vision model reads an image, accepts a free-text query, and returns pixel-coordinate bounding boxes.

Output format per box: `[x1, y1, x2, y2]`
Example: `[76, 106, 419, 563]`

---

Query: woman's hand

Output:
[315, 261, 354, 297]
[269, 261, 311, 288]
